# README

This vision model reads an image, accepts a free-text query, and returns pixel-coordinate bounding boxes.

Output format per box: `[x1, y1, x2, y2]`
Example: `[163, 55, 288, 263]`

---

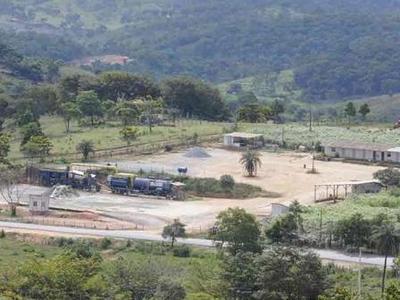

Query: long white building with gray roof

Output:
[323, 141, 400, 163]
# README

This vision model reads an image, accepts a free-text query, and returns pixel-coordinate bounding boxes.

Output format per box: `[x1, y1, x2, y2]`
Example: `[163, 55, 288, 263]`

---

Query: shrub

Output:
[100, 237, 112, 250]
[373, 168, 400, 187]
[173, 245, 191, 257]
[220, 175, 235, 190]
[0, 229, 5, 238]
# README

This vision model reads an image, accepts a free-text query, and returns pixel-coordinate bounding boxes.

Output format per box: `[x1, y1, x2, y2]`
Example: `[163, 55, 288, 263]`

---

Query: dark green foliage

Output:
[240, 150, 262, 177]
[162, 219, 186, 247]
[374, 168, 400, 187]
[0, 229, 5, 238]
[223, 247, 328, 300]
[1, 252, 101, 299]
[162, 77, 228, 120]
[254, 247, 328, 300]
[100, 238, 112, 250]
[220, 175, 235, 191]
[266, 213, 299, 243]
[222, 251, 258, 299]
[334, 213, 371, 249]
[97, 72, 160, 101]
[211, 208, 261, 255]
[344, 102, 356, 124]
[20, 122, 43, 146]
[76, 90, 103, 126]
[359, 103, 371, 120]
[173, 245, 191, 258]
[237, 104, 271, 123]
[76, 140, 95, 161]
[153, 279, 186, 300]
[182, 177, 263, 199]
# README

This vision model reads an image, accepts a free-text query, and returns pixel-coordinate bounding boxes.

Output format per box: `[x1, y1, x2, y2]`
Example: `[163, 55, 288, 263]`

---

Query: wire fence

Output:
[0, 216, 144, 231]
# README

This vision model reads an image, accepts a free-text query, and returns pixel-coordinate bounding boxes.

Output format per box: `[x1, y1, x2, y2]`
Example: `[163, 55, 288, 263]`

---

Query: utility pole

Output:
[358, 248, 362, 299]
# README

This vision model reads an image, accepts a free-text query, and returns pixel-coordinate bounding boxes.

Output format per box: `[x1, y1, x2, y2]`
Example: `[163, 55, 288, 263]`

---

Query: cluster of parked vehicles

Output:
[107, 173, 174, 198]
[36, 163, 181, 199]
[38, 168, 101, 192]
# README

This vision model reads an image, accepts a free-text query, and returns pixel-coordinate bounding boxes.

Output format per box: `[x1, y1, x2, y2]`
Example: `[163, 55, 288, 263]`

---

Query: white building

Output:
[323, 141, 400, 163]
[29, 194, 50, 215]
[223, 132, 264, 148]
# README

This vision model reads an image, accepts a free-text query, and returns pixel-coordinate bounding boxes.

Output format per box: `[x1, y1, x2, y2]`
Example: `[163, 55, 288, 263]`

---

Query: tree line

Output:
[0, 71, 228, 160]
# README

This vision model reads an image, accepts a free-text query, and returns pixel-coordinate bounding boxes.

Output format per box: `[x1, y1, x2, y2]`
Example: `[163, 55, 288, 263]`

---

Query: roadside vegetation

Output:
[1, 207, 400, 299]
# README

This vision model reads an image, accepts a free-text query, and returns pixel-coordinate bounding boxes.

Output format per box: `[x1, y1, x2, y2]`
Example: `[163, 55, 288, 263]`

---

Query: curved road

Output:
[0, 221, 393, 267]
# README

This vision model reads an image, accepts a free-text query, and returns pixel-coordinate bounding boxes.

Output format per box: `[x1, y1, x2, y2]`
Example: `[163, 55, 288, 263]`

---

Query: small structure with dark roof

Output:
[323, 141, 400, 163]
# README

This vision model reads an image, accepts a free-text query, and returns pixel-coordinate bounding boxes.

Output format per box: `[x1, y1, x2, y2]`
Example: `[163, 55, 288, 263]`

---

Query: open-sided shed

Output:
[223, 132, 264, 148]
[314, 180, 383, 202]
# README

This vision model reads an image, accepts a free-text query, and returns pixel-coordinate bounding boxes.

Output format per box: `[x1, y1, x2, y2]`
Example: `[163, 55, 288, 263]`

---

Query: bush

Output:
[183, 177, 263, 199]
[373, 168, 400, 187]
[220, 175, 235, 190]
[173, 245, 191, 257]
[100, 237, 112, 250]
[0, 229, 5, 238]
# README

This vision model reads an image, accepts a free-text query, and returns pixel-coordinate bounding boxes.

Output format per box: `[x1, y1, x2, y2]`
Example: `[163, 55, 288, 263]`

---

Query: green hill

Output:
[2, 0, 400, 103]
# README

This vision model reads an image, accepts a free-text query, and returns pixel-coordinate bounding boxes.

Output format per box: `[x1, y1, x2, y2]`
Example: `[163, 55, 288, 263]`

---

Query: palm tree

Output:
[371, 222, 400, 297]
[240, 149, 262, 177]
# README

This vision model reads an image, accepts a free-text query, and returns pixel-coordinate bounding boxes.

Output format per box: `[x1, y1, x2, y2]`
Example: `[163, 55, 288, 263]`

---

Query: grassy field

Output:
[302, 191, 400, 237]
[7, 117, 230, 160]
[6, 115, 400, 161]
[0, 234, 62, 269]
[241, 122, 398, 149]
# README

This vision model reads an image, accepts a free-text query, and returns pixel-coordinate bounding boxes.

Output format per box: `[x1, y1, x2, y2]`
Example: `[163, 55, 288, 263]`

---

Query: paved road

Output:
[0, 221, 393, 267]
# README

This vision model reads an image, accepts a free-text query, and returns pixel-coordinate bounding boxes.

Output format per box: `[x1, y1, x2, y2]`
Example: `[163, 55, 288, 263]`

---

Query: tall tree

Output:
[119, 127, 139, 146]
[271, 99, 285, 123]
[76, 91, 103, 126]
[359, 103, 371, 120]
[76, 140, 95, 161]
[0, 133, 10, 164]
[113, 100, 141, 127]
[211, 207, 261, 255]
[162, 219, 186, 247]
[344, 102, 356, 125]
[0, 166, 23, 216]
[21, 135, 53, 161]
[162, 77, 227, 120]
[239, 150, 262, 177]
[371, 222, 400, 297]
[97, 72, 160, 101]
[59, 102, 80, 133]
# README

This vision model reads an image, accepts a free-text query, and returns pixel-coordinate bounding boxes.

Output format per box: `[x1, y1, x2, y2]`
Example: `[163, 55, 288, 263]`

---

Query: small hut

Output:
[171, 182, 186, 200]
[29, 194, 50, 215]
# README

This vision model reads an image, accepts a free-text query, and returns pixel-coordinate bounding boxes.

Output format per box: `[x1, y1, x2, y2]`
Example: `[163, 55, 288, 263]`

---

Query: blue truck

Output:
[107, 174, 173, 197]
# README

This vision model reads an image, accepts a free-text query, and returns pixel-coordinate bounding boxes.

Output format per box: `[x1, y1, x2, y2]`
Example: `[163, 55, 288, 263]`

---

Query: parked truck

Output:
[38, 168, 101, 192]
[107, 174, 173, 197]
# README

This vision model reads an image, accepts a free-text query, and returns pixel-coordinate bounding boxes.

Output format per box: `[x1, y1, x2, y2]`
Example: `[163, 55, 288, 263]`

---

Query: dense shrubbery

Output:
[182, 177, 265, 199]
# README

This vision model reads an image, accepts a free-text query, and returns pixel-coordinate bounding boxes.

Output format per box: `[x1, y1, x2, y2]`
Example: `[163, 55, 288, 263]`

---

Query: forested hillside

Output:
[2, 0, 400, 102]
